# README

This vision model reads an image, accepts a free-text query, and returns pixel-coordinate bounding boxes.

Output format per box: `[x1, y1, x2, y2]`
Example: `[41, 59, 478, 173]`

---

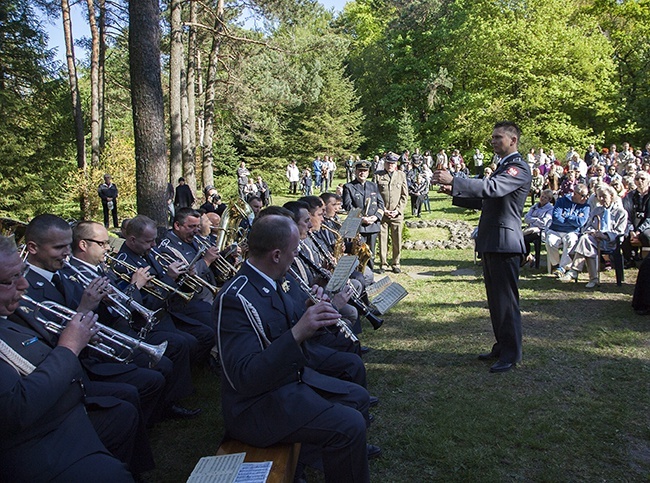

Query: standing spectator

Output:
[538, 148, 549, 167]
[174, 177, 195, 210]
[436, 149, 448, 170]
[326, 156, 336, 190]
[286, 160, 300, 194]
[408, 173, 429, 218]
[256, 175, 270, 206]
[98, 174, 118, 229]
[473, 148, 484, 177]
[424, 150, 434, 169]
[243, 178, 258, 201]
[375, 153, 408, 273]
[526, 148, 536, 169]
[165, 182, 175, 227]
[449, 149, 463, 171]
[301, 168, 313, 196]
[343, 160, 385, 269]
[432, 121, 531, 373]
[529, 167, 545, 204]
[321, 156, 330, 192]
[622, 171, 650, 267]
[345, 155, 355, 182]
[312, 156, 323, 191]
[236, 161, 250, 200]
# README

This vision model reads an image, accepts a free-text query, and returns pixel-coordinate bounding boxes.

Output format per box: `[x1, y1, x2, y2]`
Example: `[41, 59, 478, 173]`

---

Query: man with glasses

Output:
[0, 235, 135, 481]
[622, 171, 650, 267]
[545, 184, 591, 277]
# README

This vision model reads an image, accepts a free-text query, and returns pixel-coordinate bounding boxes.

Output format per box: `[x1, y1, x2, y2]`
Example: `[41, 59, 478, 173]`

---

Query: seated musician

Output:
[214, 215, 380, 482]
[21, 215, 161, 471]
[196, 211, 240, 283]
[0, 235, 135, 482]
[118, 214, 214, 368]
[65, 220, 199, 422]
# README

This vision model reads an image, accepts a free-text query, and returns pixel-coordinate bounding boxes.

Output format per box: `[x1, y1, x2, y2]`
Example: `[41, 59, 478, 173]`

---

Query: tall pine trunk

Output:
[169, 0, 183, 186]
[61, 0, 88, 216]
[86, 0, 101, 167]
[129, 0, 168, 225]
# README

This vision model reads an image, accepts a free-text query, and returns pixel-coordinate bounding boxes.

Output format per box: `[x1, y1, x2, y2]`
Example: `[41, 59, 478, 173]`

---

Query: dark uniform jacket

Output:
[215, 262, 363, 447]
[342, 179, 385, 235]
[452, 153, 532, 254]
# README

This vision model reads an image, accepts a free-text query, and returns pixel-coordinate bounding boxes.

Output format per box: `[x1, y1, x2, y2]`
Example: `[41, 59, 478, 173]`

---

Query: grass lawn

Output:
[147, 188, 650, 482]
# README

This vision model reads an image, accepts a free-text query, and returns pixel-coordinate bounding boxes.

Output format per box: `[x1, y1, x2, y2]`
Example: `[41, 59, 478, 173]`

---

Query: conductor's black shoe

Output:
[368, 413, 375, 423]
[477, 352, 499, 361]
[167, 405, 202, 419]
[369, 395, 379, 407]
[360, 346, 371, 355]
[489, 361, 515, 373]
[367, 444, 382, 460]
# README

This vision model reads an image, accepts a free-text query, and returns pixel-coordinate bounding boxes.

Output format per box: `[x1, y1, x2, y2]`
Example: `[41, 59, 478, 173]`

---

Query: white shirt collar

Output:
[26, 263, 55, 283]
[245, 260, 277, 290]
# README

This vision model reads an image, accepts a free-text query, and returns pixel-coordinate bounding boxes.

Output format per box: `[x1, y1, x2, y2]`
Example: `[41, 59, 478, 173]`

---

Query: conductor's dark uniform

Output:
[451, 152, 531, 365]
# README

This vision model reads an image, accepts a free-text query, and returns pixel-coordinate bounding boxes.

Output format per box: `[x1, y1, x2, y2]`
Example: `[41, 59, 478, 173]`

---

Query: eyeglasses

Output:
[0, 265, 29, 289]
[84, 239, 111, 248]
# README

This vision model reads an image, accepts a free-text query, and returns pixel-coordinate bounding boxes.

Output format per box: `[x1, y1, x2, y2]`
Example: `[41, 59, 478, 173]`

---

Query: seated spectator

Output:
[559, 185, 627, 288]
[522, 189, 554, 266]
[559, 170, 578, 196]
[622, 171, 650, 268]
[243, 178, 258, 201]
[548, 160, 564, 191]
[546, 184, 591, 277]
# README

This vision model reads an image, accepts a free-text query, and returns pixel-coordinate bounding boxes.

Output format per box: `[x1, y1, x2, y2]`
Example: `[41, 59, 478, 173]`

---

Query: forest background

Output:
[1, 0, 650, 224]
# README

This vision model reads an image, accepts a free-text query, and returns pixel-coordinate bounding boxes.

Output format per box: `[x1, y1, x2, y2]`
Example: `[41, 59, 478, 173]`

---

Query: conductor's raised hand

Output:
[291, 301, 341, 344]
[432, 169, 453, 186]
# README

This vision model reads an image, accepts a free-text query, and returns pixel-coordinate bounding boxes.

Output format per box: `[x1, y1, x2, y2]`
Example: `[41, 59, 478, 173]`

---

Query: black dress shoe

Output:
[369, 395, 379, 407]
[368, 413, 374, 423]
[392, 266, 401, 274]
[489, 361, 515, 373]
[367, 444, 382, 460]
[167, 404, 202, 419]
[360, 346, 371, 355]
[477, 352, 499, 361]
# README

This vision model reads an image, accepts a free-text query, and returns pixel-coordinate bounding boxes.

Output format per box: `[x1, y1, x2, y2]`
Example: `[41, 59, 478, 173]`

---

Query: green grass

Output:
[147, 189, 650, 482]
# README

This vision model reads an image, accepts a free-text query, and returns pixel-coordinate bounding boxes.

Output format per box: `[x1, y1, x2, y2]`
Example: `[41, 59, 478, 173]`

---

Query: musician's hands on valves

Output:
[131, 267, 155, 289]
[77, 277, 112, 312]
[165, 260, 187, 280]
[291, 294, 342, 344]
[203, 246, 221, 266]
[58, 312, 100, 356]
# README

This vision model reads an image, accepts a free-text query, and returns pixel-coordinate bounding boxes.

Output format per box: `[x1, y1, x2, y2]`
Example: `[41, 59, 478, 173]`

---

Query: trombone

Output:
[104, 253, 194, 302]
[195, 235, 238, 280]
[63, 260, 165, 340]
[21, 295, 168, 366]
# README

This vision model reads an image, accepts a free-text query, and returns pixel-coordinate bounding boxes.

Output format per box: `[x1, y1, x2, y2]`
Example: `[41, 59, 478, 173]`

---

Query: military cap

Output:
[385, 152, 399, 163]
[354, 160, 371, 170]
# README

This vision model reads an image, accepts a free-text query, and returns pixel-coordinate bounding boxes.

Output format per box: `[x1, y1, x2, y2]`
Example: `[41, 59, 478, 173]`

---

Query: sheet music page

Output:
[365, 276, 392, 298]
[339, 208, 363, 238]
[370, 282, 408, 314]
[186, 453, 246, 483]
[234, 462, 273, 483]
[326, 255, 358, 292]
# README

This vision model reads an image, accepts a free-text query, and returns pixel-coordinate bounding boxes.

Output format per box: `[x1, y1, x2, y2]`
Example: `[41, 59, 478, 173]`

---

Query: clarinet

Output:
[297, 251, 383, 330]
[286, 268, 359, 343]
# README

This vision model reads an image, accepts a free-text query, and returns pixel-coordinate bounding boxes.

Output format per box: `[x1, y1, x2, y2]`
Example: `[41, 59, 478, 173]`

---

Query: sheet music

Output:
[370, 282, 408, 314]
[187, 453, 246, 483]
[365, 276, 392, 299]
[326, 255, 358, 293]
[234, 462, 272, 483]
[339, 208, 363, 238]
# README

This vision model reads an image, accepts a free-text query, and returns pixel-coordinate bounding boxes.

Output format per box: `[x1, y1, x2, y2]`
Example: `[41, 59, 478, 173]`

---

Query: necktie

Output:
[51, 273, 65, 296]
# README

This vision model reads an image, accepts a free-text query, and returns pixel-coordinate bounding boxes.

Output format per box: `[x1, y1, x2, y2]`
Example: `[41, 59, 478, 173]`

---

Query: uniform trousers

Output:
[482, 252, 523, 364]
[279, 385, 369, 483]
[379, 217, 403, 269]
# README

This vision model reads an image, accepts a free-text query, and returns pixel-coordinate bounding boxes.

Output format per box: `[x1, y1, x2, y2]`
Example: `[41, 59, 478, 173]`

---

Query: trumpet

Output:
[287, 267, 358, 343]
[105, 253, 193, 302]
[152, 243, 219, 296]
[20, 295, 168, 366]
[63, 260, 165, 340]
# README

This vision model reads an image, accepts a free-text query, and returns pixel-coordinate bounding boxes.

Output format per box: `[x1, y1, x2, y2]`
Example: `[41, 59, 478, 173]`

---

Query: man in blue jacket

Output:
[433, 121, 532, 373]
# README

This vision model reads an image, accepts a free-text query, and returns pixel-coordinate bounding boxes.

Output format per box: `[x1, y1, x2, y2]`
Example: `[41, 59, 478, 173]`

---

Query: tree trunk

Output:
[86, 0, 101, 167]
[98, 0, 106, 151]
[129, 0, 168, 225]
[201, 0, 224, 188]
[61, 0, 88, 216]
[169, 0, 183, 185]
[187, 0, 199, 187]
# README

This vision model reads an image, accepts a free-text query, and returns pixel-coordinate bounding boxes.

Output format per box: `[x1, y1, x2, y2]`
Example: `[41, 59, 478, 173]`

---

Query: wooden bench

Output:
[216, 439, 301, 483]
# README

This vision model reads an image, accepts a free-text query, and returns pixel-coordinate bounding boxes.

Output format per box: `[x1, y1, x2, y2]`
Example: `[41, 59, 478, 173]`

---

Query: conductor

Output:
[432, 121, 531, 373]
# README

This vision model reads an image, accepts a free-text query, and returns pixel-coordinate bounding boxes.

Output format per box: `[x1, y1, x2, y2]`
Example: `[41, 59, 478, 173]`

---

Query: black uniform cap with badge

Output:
[354, 160, 372, 170]
[385, 153, 399, 163]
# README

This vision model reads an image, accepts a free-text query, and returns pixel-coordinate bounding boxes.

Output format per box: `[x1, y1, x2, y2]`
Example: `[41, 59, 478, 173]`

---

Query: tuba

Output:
[216, 198, 254, 250]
